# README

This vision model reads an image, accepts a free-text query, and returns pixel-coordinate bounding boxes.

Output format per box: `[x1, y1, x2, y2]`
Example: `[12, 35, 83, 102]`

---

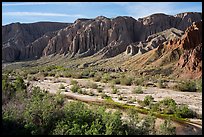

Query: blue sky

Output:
[2, 2, 202, 25]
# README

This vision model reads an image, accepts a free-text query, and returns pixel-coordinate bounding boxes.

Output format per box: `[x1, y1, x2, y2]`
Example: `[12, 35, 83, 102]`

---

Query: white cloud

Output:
[3, 12, 84, 18]
[2, 2, 80, 6]
[121, 2, 202, 19]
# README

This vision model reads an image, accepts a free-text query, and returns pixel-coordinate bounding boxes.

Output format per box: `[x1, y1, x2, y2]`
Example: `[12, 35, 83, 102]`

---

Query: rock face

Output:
[176, 21, 202, 79]
[2, 22, 70, 62]
[2, 12, 202, 62]
[130, 21, 202, 79]
[125, 27, 184, 56]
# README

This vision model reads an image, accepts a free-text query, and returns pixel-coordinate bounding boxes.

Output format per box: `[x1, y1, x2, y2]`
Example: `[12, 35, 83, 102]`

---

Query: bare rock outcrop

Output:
[42, 12, 201, 59]
[2, 12, 202, 62]
[122, 21, 202, 79]
[176, 21, 202, 79]
[2, 22, 70, 62]
[125, 27, 184, 56]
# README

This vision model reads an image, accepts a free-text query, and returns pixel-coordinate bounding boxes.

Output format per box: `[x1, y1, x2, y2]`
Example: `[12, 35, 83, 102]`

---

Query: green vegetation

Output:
[120, 76, 133, 86]
[111, 85, 119, 94]
[157, 79, 166, 88]
[72, 73, 82, 79]
[196, 79, 202, 92]
[174, 80, 197, 92]
[132, 86, 143, 94]
[133, 78, 145, 86]
[63, 72, 72, 78]
[176, 104, 194, 118]
[89, 82, 98, 89]
[93, 74, 102, 82]
[70, 84, 81, 93]
[157, 118, 176, 135]
[101, 73, 111, 83]
[112, 78, 121, 84]
[143, 95, 154, 106]
[70, 79, 78, 85]
[157, 98, 177, 114]
[2, 63, 199, 135]
[147, 97, 195, 118]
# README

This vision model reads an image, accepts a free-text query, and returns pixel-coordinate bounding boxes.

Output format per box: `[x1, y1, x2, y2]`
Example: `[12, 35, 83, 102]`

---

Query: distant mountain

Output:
[2, 22, 70, 62]
[2, 12, 202, 63]
[122, 21, 202, 79]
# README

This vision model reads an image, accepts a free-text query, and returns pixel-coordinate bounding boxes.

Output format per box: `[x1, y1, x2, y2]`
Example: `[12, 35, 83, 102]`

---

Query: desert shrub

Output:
[124, 109, 139, 133]
[176, 104, 194, 118]
[196, 79, 202, 92]
[59, 84, 65, 89]
[133, 78, 145, 86]
[29, 69, 39, 75]
[13, 76, 26, 92]
[149, 103, 160, 112]
[81, 70, 90, 78]
[70, 84, 81, 93]
[72, 73, 82, 79]
[112, 78, 121, 84]
[101, 73, 113, 83]
[132, 86, 143, 94]
[70, 80, 78, 85]
[157, 118, 176, 135]
[89, 71, 95, 77]
[93, 76, 101, 82]
[127, 97, 135, 104]
[120, 77, 133, 86]
[139, 113, 156, 135]
[63, 72, 72, 78]
[158, 98, 177, 114]
[157, 79, 166, 88]
[111, 86, 119, 94]
[48, 72, 55, 77]
[55, 91, 65, 106]
[77, 88, 83, 94]
[101, 93, 110, 99]
[54, 73, 60, 78]
[175, 80, 196, 92]
[143, 95, 154, 106]
[131, 98, 136, 103]
[43, 72, 48, 77]
[124, 110, 157, 135]
[89, 83, 98, 89]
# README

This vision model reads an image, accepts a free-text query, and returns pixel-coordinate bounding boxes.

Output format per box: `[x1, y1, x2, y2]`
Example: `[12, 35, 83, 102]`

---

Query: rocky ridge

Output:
[2, 12, 202, 62]
[122, 21, 202, 79]
[2, 22, 70, 62]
